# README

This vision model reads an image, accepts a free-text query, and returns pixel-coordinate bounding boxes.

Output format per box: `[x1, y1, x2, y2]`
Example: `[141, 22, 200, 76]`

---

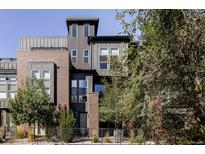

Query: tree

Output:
[115, 9, 205, 143]
[59, 109, 76, 143]
[9, 78, 55, 139]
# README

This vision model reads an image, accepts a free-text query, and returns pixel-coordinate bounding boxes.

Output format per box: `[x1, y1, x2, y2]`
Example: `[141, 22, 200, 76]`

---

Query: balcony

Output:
[0, 99, 9, 109]
[19, 36, 68, 51]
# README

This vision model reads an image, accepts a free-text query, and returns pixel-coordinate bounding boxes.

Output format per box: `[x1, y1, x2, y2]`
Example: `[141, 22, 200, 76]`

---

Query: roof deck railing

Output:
[19, 36, 68, 51]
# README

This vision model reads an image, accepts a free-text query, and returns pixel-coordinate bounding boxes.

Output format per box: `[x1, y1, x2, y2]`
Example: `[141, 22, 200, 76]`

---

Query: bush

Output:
[135, 129, 145, 144]
[129, 130, 135, 144]
[129, 129, 145, 144]
[59, 110, 76, 143]
[104, 131, 111, 143]
[16, 126, 27, 139]
[92, 134, 99, 143]
[0, 128, 3, 143]
[28, 129, 34, 141]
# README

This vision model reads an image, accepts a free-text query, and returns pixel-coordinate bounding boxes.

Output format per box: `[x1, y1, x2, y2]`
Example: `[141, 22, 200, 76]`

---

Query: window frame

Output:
[42, 70, 50, 80]
[99, 48, 109, 70]
[83, 49, 89, 64]
[32, 70, 40, 79]
[83, 23, 90, 37]
[71, 49, 78, 64]
[110, 48, 120, 69]
[78, 80, 88, 103]
[110, 48, 120, 56]
[71, 24, 78, 38]
[0, 91, 7, 99]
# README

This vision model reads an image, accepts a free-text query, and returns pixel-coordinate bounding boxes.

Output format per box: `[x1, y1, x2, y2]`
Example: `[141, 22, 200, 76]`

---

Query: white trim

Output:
[71, 24, 78, 38]
[71, 49, 78, 64]
[99, 48, 109, 70]
[83, 23, 90, 38]
[83, 49, 89, 64]
[110, 47, 120, 56]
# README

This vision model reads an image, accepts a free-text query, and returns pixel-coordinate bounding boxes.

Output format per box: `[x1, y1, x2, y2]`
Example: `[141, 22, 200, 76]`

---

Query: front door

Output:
[80, 113, 87, 135]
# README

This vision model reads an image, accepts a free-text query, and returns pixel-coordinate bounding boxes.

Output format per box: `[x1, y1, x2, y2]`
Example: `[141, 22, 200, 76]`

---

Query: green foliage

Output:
[16, 127, 27, 139]
[129, 129, 145, 144]
[92, 134, 99, 143]
[0, 127, 3, 143]
[9, 77, 55, 137]
[115, 9, 205, 143]
[135, 129, 145, 144]
[59, 109, 76, 143]
[104, 131, 111, 143]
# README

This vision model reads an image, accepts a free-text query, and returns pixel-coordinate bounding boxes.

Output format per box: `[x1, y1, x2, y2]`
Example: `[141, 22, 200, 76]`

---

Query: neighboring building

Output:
[0, 58, 17, 131]
[0, 17, 130, 135]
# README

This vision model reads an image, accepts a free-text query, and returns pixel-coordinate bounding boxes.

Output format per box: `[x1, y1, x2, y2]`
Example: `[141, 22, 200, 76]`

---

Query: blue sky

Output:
[0, 9, 123, 58]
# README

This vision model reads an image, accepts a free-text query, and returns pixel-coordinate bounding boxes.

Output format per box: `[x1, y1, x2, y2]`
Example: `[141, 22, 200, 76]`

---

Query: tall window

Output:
[42, 71, 50, 95]
[32, 70, 50, 95]
[79, 80, 87, 103]
[72, 24, 77, 37]
[99, 48, 109, 70]
[83, 49, 89, 64]
[84, 24, 89, 37]
[0, 76, 6, 99]
[71, 80, 88, 103]
[71, 49, 77, 64]
[8, 77, 17, 98]
[71, 80, 77, 103]
[110, 48, 119, 70]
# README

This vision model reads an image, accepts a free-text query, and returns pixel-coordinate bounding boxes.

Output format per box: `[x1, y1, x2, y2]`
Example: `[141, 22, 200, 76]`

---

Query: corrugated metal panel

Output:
[20, 37, 68, 51]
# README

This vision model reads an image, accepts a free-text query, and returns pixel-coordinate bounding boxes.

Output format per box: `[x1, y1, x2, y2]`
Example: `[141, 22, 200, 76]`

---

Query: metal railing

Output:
[0, 99, 9, 109]
[5, 127, 205, 144]
[19, 36, 68, 51]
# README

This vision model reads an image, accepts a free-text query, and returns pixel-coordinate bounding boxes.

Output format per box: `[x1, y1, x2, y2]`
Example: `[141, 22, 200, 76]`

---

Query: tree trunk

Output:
[33, 122, 36, 141]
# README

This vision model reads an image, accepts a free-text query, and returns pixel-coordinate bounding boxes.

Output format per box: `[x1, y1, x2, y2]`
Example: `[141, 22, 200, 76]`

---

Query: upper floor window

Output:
[79, 80, 88, 103]
[110, 48, 119, 69]
[42, 71, 50, 79]
[8, 77, 17, 85]
[72, 24, 78, 38]
[71, 49, 77, 64]
[0, 76, 6, 84]
[32, 70, 50, 95]
[32, 71, 40, 79]
[99, 48, 109, 70]
[84, 24, 89, 37]
[0, 92, 6, 99]
[71, 80, 78, 103]
[0, 76, 6, 99]
[83, 49, 89, 64]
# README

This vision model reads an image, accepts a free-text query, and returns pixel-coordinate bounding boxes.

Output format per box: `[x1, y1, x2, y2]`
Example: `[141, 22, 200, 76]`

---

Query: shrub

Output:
[92, 134, 99, 143]
[129, 130, 135, 144]
[129, 129, 145, 144]
[104, 131, 111, 143]
[135, 129, 145, 144]
[16, 126, 27, 139]
[59, 110, 76, 143]
[28, 129, 34, 141]
[0, 128, 3, 143]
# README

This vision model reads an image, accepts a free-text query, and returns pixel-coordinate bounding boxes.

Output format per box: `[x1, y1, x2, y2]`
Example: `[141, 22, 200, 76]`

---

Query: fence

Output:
[4, 126, 204, 144]
[47, 127, 172, 144]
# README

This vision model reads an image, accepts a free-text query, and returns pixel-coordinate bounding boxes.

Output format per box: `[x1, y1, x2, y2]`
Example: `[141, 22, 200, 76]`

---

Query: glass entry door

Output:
[80, 113, 87, 135]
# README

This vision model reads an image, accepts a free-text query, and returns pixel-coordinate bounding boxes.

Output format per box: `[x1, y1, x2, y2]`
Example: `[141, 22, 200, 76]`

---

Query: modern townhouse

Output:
[0, 17, 130, 135]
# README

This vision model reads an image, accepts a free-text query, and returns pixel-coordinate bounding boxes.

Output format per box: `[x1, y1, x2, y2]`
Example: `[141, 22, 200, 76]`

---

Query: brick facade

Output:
[88, 92, 99, 135]
[17, 50, 70, 108]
